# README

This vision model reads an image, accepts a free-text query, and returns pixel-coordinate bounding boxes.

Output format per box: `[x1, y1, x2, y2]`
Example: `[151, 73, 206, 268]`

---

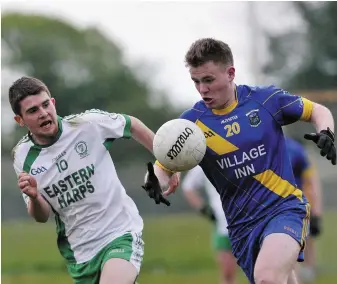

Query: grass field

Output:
[2, 211, 337, 284]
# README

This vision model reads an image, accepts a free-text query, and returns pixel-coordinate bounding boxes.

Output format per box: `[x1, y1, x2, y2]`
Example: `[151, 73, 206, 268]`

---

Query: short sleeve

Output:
[79, 109, 131, 140]
[181, 166, 205, 192]
[252, 86, 314, 125]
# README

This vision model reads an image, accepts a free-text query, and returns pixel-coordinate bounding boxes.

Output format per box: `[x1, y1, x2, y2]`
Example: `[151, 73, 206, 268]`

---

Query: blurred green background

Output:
[2, 2, 337, 283]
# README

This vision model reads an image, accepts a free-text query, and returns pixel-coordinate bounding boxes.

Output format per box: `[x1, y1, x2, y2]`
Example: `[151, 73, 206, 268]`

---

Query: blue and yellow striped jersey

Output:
[285, 137, 312, 190]
[180, 85, 313, 241]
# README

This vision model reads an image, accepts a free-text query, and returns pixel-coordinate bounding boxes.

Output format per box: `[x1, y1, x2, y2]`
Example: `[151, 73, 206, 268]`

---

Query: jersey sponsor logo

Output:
[166, 127, 193, 160]
[246, 109, 261, 127]
[221, 115, 238, 124]
[43, 164, 96, 209]
[31, 166, 47, 175]
[217, 144, 267, 179]
[75, 141, 89, 159]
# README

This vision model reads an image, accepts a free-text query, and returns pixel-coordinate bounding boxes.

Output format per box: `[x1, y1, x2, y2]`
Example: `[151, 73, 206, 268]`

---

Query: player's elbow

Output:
[34, 216, 49, 223]
[27, 206, 50, 223]
[310, 102, 332, 122]
[29, 212, 49, 223]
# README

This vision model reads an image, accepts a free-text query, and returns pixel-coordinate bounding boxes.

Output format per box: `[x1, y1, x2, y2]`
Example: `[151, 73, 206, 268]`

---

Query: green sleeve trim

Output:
[23, 146, 42, 173]
[122, 114, 132, 139]
[103, 138, 116, 150]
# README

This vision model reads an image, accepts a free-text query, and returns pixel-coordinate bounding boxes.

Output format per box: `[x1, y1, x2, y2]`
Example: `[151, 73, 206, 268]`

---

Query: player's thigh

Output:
[254, 233, 300, 283]
[100, 258, 138, 284]
[99, 232, 144, 284]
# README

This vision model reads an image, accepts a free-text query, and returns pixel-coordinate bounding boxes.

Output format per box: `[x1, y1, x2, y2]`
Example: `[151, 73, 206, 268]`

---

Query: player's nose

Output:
[39, 108, 48, 118]
[199, 83, 209, 95]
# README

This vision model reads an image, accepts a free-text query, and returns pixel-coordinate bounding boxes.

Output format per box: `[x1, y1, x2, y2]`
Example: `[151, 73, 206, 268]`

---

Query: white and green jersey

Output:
[12, 109, 143, 264]
[182, 166, 229, 236]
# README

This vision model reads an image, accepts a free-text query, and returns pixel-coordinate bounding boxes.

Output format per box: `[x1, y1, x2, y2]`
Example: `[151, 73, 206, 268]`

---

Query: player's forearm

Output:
[310, 103, 334, 133]
[153, 163, 173, 189]
[129, 116, 155, 153]
[27, 194, 51, 223]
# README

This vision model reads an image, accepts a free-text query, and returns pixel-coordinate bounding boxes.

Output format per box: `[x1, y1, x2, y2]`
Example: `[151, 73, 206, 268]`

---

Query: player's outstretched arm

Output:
[18, 172, 50, 223]
[129, 116, 155, 153]
[305, 102, 336, 165]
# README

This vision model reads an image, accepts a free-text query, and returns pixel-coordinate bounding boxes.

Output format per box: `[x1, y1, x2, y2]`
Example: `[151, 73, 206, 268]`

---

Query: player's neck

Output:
[215, 85, 237, 110]
[29, 125, 60, 147]
[30, 133, 58, 146]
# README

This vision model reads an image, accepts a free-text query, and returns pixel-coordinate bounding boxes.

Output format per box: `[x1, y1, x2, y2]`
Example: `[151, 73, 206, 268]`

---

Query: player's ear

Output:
[228, 66, 235, 82]
[14, 115, 25, 127]
[51, 97, 56, 106]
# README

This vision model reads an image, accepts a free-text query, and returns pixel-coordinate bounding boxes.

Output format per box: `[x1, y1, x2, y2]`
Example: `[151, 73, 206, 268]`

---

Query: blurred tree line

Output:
[264, 2, 337, 91]
[1, 13, 181, 165]
[263, 1, 337, 141]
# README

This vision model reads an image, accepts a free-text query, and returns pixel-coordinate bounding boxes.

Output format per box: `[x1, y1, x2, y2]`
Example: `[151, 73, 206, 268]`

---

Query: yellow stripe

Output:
[154, 160, 176, 173]
[300, 98, 313, 121]
[196, 120, 239, 155]
[301, 204, 311, 249]
[253, 170, 303, 201]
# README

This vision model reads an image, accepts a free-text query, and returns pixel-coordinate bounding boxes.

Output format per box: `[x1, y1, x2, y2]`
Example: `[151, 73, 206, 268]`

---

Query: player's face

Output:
[190, 61, 235, 109]
[14, 91, 58, 145]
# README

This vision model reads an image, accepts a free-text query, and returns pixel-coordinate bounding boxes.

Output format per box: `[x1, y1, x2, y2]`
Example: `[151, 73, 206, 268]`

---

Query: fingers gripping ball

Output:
[153, 119, 206, 171]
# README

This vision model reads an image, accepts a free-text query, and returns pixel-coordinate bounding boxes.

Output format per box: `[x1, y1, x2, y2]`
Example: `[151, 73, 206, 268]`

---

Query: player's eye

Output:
[27, 108, 37, 114]
[42, 101, 49, 108]
[204, 78, 214, 84]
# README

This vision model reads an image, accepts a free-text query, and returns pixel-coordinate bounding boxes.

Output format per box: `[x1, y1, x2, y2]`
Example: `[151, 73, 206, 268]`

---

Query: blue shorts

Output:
[232, 207, 310, 284]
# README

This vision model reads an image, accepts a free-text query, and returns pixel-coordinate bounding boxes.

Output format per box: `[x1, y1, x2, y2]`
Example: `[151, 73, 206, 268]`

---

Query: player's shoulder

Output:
[11, 134, 32, 161]
[63, 109, 120, 125]
[180, 100, 208, 122]
[237, 84, 285, 102]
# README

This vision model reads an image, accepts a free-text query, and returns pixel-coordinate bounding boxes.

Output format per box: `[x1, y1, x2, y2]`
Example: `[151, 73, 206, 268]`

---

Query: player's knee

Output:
[254, 268, 285, 284]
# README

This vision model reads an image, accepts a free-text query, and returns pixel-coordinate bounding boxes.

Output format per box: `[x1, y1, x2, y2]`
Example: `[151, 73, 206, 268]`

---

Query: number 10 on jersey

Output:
[56, 159, 68, 173]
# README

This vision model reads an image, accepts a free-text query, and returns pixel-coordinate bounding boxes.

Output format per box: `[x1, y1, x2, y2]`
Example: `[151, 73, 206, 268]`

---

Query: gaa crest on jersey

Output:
[246, 109, 261, 127]
[75, 141, 89, 159]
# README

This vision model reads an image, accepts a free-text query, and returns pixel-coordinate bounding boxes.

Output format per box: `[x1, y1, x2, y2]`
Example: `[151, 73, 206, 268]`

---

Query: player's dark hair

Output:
[185, 38, 234, 68]
[9, 76, 51, 115]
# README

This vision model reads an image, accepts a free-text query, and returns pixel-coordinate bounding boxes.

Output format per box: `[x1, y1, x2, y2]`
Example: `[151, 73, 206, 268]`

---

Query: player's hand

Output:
[18, 172, 39, 199]
[142, 162, 171, 206]
[304, 127, 336, 165]
[162, 172, 180, 197]
[199, 205, 216, 222]
[310, 215, 321, 237]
